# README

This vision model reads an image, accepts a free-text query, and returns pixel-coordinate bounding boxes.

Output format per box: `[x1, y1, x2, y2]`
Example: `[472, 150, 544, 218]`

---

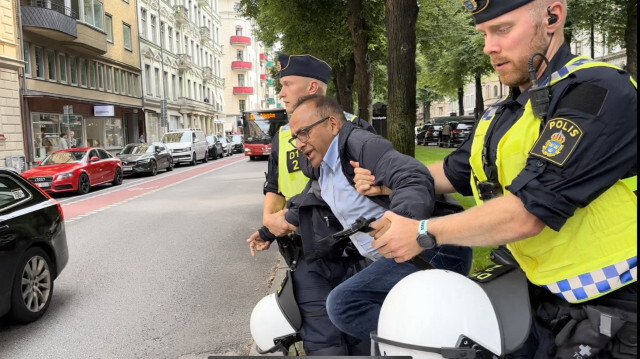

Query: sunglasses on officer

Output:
[288, 116, 331, 147]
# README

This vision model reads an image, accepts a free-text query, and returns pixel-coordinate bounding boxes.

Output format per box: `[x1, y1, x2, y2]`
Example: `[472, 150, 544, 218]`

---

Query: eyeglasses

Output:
[288, 116, 331, 147]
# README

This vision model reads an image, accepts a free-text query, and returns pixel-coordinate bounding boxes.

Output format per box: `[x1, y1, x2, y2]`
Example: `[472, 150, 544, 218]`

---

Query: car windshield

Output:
[219, 137, 228, 144]
[41, 150, 86, 165]
[231, 135, 242, 142]
[162, 132, 190, 143]
[120, 144, 153, 154]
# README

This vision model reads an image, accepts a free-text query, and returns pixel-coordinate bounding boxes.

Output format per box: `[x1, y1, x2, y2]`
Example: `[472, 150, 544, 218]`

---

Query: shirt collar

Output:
[321, 134, 340, 172]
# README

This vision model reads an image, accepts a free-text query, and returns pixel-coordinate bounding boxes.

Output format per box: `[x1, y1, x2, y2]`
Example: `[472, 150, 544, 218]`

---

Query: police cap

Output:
[277, 54, 332, 84]
[461, 0, 535, 24]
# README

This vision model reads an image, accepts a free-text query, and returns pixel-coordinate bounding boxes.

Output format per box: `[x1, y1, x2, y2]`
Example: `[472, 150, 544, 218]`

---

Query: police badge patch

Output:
[530, 118, 583, 166]
[461, 0, 489, 14]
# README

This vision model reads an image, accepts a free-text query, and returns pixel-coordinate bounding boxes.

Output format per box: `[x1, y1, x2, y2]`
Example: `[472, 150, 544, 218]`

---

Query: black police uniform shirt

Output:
[443, 44, 637, 231]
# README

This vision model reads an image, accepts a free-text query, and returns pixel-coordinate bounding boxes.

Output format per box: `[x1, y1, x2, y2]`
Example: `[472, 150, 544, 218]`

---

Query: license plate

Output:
[124, 166, 133, 171]
[36, 182, 51, 188]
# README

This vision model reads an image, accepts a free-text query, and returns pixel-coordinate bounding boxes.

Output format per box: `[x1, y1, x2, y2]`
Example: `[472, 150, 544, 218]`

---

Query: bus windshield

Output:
[242, 109, 288, 144]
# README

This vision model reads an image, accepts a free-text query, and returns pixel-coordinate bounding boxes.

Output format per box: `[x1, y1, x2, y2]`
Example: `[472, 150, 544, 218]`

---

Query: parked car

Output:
[0, 167, 69, 323]
[416, 125, 441, 146]
[218, 136, 233, 157]
[117, 142, 173, 176]
[21, 148, 123, 195]
[161, 128, 208, 166]
[449, 122, 474, 147]
[229, 134, 244, 154]
[205, 135, 224, 160]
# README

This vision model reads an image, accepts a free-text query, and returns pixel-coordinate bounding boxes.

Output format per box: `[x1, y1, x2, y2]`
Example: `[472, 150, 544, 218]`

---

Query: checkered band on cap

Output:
[543, 256, 637, 303]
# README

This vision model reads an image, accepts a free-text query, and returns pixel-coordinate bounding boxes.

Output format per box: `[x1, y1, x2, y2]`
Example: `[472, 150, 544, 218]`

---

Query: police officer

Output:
[349, 0, 636, 357]
[247, 54, 371, 355]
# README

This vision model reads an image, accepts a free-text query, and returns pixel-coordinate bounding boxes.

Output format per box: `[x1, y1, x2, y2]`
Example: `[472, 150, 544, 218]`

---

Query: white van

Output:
[161, 129, 208, 166]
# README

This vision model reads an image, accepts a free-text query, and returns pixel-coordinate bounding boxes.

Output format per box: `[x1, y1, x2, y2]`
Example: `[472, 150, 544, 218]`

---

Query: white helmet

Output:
[373, 269, 503, 359]
[250, 271, 301, 354]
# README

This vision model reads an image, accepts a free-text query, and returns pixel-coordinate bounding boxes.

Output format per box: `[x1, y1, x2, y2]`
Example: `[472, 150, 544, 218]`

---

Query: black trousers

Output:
[291, 254, 371, 356]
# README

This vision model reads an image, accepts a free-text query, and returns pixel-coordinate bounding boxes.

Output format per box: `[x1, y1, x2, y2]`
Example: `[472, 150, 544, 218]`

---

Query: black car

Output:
[229, 134, 244, 154]
[0, 168, 69, 323]
[117, 142, 174, 176]
[205, 135, 224, 159]
[416, 125, 441, 146]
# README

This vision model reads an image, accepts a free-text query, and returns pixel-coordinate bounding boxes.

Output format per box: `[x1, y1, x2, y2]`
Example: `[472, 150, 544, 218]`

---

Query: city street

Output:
[0, 156, 283, 359]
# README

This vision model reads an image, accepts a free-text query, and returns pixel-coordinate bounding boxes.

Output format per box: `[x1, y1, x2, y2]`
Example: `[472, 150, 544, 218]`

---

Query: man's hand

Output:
[350, 161, 391, 196]
[263, 209, 297, 237]
[247, 231, 272, 256]
[372, 211, 423, 263]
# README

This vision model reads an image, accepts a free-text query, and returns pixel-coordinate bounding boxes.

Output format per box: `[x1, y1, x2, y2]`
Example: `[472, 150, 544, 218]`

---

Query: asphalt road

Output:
[0, 156, 284, 359]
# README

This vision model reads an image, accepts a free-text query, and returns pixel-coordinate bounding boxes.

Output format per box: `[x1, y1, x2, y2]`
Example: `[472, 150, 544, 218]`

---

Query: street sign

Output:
[63, 105, 73, 115]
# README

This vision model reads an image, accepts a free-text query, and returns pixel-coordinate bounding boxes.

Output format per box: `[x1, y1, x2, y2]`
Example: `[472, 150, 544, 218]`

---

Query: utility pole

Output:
[158, 0, 168, 133]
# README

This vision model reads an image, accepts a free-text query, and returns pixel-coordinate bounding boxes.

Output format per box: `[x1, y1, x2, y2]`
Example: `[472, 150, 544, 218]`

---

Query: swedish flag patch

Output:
[530, 118, 583, 166]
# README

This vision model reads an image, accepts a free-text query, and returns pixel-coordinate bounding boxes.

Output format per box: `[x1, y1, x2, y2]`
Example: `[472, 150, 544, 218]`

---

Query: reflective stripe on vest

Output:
[469, 58, 637, 303]
[278, 125, 309, 200]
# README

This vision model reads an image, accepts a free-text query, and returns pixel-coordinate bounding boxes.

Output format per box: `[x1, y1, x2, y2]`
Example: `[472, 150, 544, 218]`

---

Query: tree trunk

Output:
[333, 55, 356, 113]
[424, 101, 431, 123]
[474, 76, 484, 120]
[457, 87, 464, 116]
[347, 0, 373, 123]
[625, 0, 637, 79]
[590, 21, 595, 59]
[386, 0, 418, 155]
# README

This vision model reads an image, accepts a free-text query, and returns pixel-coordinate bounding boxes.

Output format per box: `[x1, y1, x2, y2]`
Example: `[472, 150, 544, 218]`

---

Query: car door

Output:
[86, 149, 103, 184]
[156, 144, 170, 169]
[98, 149, 118, 183]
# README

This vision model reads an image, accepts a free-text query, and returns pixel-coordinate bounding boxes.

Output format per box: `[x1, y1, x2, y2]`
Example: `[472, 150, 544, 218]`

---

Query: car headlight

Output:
[56, 172, 74, 180]
[138, 158, 151, 163]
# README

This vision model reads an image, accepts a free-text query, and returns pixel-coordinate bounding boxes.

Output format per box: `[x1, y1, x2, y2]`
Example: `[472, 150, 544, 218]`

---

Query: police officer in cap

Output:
[350, 0, 636, 357]
[247, 54, 372, 355]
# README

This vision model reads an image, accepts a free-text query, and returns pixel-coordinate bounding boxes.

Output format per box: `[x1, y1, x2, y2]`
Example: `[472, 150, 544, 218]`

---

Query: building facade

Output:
[20, 0, 144, 165]
[0, 0, 25, 168]
[219, 0, 276, 135]
[137, 0, 225, 142]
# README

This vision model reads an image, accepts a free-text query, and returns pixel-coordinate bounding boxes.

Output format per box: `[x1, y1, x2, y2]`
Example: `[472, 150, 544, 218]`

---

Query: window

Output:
[83, 0, 104, 30]
[106, 66, 112, 92]
[154, 68, 160, 97]
[239, 100, 246, 112]
[133, 75, 139, 97]
[105, 14, 113, 42]
[70, 56, 78, 85]
[97, 63, 104, 89]
[150, 15, 157, 44]
[160, 21, 165, 48]
[59, 54, 67, 83]
[127, 73, 133, 96]
[236, 50, 243, 61]
[163, 71, 168, 98]
[34, 46, 44, 78]
[140, 9, 147, 39]
[0, 176, 31, 211]
[179, 76, 183, 97]
[145, 65, 151, 95]
[24, 44, 31, 76]
[187, 79, 191, 98]
[167, 26, 173, 52]
[47, 50, 56, 81]
[238, 74, 245, 86]
[89, 61, 96, 88]
[493, 85, 498, 98]
[121, 71, 126, 94]
[113, 68, 120, 92]
[123, 23, 132, 50]
[172, 74, 177, 100]
[176, 31, 180, 53]
[235, 25, 242, 36]
[80, 59, 87, 86]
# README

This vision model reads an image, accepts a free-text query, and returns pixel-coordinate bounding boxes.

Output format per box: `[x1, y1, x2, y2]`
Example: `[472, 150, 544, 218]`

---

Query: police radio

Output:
[528, 52, 552, 119]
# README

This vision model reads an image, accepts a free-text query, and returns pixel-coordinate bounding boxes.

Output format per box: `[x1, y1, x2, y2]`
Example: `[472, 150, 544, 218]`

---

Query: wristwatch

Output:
[417, 220, 437, 249]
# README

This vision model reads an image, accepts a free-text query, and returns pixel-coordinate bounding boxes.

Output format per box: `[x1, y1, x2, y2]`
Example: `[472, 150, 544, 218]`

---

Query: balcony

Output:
[200, 27, 211, 42]
[174, 5, 189, 25]
[266, 60, 274, 67]
[20, 0, 77, 41]
[231, 61, 252, 71]
[259, 53, 267, 62]
[203, 67, 213, 81]
[177, 54, 192, 70]
[267, 79, 275, 86]
[230, 36, 251, 46]
[260, 74, 267, 82]
[233, 87, 254, 95]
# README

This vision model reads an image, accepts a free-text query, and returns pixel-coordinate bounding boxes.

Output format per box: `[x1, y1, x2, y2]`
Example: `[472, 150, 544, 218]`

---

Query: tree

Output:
[386, 0, 418, 155]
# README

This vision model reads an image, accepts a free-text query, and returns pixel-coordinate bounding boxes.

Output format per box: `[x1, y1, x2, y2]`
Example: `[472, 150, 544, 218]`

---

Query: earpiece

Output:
[547, 6, 558, 25]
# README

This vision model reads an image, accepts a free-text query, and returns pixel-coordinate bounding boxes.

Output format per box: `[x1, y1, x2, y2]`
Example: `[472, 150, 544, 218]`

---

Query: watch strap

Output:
[418, 220, 429, 235]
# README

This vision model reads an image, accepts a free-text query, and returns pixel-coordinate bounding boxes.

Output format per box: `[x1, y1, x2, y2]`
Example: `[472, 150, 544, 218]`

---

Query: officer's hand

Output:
[247, 231, 271, 257]
[263, 209, 297, 237]
[350, 161, 391, 196]
[372, 211, 423, 263]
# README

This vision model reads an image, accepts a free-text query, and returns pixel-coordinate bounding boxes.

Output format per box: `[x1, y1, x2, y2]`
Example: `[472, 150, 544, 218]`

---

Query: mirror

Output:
[36, 160, 42, 166]
[90, 156, 100, 162]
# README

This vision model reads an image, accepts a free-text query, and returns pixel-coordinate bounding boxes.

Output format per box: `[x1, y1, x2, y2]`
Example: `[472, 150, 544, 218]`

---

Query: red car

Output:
[21, 147, 123, 195]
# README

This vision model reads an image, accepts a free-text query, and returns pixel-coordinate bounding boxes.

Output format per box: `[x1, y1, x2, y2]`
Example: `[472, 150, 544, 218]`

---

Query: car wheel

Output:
[249, 156, 256, 161]
[167, 158, 174, 171]
[203, 152, 209, 163]
[211, 149, 217, 160]
[219, 150, 223, 159]
[112, 167, 123, 185]
[190, 153, 197, 166]
[149, 160, 158, 176]
[77, 173, 90, 195]
[10, 247, 53, 323]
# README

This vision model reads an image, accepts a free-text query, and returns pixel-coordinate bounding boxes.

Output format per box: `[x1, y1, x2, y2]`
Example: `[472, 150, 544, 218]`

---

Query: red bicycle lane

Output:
[61, 156, 247, 222]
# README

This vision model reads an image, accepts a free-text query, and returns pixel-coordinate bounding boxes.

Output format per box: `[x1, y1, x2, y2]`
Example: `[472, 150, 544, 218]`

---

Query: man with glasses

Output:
[246, 54, 373, 355]
[289, 94, 472, 345]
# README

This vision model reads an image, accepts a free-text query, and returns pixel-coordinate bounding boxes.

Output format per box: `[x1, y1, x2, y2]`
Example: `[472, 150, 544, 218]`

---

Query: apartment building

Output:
[0, 0, 25, 166]
[137, 0, 225, 142]
[20, 0, 144, 163]
[219, 0, 276, 135]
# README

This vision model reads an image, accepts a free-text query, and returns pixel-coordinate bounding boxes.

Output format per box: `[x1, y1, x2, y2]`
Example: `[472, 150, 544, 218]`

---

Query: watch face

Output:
[417, 233, 436, 249]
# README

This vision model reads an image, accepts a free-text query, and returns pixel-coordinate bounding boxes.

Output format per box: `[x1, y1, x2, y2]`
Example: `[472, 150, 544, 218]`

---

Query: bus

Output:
[242, 108, 288, 160]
